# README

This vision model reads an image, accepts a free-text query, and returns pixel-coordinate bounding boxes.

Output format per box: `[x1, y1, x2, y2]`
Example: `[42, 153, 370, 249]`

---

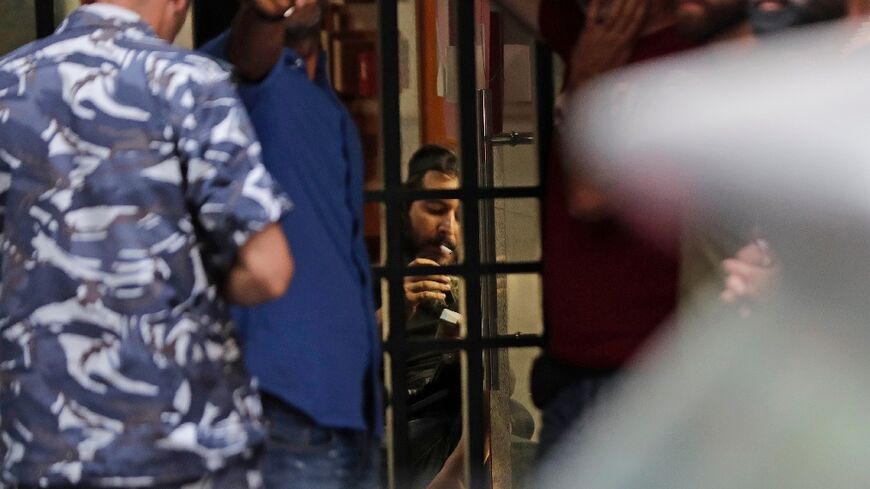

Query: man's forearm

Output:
[227, 3, 288, 82]
[225, 262, 285, 305]
[224, 223, 294, 305]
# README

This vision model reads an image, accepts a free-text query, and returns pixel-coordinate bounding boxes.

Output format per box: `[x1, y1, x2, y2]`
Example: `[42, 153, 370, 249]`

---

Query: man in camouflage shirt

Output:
[0, 1, 295, 487]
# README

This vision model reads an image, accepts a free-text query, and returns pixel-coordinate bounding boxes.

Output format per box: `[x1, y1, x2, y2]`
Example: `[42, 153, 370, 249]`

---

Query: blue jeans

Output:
[261, 394, 381, 489]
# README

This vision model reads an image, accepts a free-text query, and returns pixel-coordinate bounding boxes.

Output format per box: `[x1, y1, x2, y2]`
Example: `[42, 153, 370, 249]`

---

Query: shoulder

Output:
[141, 43, 234, 89]
[0, 35, 56, 80]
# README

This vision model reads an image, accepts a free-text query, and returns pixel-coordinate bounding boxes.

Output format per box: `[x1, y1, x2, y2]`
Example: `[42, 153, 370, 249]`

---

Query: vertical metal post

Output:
[34, 0, 55, 39]
[478, 89, 500, 392]
[454, 1, 486, 488]
[535, 42, 554, 190]
[378, 0, 409, 488]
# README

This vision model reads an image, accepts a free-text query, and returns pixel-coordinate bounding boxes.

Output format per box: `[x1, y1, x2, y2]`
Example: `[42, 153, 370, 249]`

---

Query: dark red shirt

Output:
[540, 0, 692, 368]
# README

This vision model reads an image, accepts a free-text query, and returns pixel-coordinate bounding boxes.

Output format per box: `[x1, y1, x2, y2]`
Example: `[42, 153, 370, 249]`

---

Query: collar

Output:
[57, 3, 158, 40]
[283, 48, 330, 87]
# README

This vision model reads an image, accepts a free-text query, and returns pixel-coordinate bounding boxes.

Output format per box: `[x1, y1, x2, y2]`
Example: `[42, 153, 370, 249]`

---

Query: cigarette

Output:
[440, 244, 453, 255]
[283, 6, 296, 17]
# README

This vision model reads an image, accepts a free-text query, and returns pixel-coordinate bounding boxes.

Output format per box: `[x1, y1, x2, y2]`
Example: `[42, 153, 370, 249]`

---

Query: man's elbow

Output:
[250, 240, 296, 301]
[227, 223, 294, 305]
[250, 248, 294, 300]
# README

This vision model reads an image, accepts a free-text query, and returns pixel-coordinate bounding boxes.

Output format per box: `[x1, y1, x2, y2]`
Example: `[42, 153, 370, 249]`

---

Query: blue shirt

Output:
[202, 33, 382, 434]
[0, 5, 292, 487]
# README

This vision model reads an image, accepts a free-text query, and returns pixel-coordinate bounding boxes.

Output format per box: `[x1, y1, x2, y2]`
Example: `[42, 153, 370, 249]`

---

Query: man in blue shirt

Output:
[0, 1, 295, 487]
[201, 1, 382, 488]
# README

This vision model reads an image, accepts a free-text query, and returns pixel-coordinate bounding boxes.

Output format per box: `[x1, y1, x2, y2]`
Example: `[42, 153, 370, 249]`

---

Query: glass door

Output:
[381, 1, 552, 488]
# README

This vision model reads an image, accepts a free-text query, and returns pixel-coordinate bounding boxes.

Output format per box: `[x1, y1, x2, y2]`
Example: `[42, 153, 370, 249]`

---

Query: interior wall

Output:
[0, 0, 36, 56]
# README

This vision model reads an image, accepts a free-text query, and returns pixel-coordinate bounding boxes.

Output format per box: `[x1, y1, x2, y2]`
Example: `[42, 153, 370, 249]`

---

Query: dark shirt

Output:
[0, 5, 290, 486]
[540, 0, 690, 368]
[406, 292, 460, 408]
[201, 33, 382, 434]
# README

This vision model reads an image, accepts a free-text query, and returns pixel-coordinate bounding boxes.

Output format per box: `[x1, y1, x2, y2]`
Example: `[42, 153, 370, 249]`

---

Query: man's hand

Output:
[566, 174, 613, 221]
[405, 258, 452, 319]
[566, 0, 649, 88]
[249, 0, 321, 19]
[720, 239, 780, 317]
[230, 0, 321, 81]
[249, 0, 293, 19]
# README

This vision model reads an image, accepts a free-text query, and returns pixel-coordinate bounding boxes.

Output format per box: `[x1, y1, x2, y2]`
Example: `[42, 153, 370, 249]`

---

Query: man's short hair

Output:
[405, 144, 459, 190]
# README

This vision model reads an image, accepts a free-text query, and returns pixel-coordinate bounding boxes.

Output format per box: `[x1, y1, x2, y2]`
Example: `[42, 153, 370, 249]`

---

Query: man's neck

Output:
[91, 0, 170, 40]
[86, 2, 141, 19]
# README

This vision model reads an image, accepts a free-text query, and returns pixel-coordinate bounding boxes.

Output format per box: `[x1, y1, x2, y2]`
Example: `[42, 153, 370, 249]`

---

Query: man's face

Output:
[407, 171, 461, 265]
[749, 0, 846, 33]
[676, 0, 745, 40]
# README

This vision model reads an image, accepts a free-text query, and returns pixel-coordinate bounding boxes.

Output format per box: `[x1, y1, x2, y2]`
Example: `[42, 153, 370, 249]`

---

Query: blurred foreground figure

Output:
[540, 16, 870, 489]
[677, 0, 846, 321]
[499, 0, 692, 460]
[0, 0, 295, 487]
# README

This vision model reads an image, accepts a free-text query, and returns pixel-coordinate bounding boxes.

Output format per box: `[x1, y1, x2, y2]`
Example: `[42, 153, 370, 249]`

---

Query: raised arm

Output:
[227, 0, 293, 81]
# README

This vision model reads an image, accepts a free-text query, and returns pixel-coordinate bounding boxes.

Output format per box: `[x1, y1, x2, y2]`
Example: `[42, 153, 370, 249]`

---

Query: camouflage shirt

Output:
[0, 5, 291, 487]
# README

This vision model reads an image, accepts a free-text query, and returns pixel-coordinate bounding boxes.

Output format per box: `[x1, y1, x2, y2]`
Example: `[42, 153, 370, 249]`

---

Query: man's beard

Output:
[404, 230, 457, 266]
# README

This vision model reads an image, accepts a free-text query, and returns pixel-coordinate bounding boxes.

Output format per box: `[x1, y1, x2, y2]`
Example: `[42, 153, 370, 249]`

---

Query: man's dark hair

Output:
[405, 144, 459, 190]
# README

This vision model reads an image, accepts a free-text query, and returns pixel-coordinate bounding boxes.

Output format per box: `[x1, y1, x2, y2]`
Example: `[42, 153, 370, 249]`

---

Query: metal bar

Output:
[364, 186, 543, 202]
[34, 0, 55, 39]
[453, 1, 486, 487]
[489, 131, 535, 147]
[477, 88, 501, 392]
[371, 262, 542, 279]
[383, 334, 546, 353]
[535, 41, 555, 190]
[377, 0, 409, 488]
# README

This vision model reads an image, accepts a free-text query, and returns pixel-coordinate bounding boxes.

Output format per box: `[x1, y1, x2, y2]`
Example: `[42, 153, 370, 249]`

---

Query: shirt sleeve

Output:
[169, 59, 292, 273]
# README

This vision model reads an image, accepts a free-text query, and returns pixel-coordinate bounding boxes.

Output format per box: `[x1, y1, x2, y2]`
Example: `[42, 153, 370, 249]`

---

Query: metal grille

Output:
[34, 2, 555, 487]
[375, 2, 552, 488]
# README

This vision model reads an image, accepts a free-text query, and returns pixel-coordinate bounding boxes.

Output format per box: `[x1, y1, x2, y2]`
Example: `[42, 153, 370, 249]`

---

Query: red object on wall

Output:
[357, 50, 377, 97]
